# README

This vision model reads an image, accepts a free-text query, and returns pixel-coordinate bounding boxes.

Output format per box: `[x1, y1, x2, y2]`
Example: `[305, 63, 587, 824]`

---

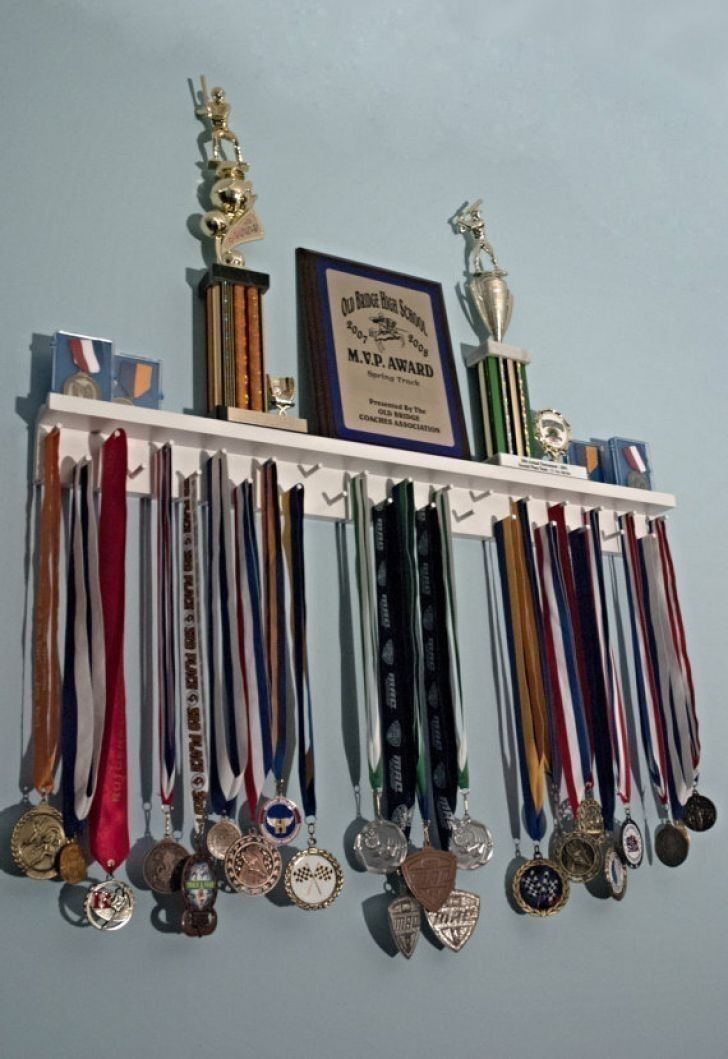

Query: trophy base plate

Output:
[216, 406, 308, 433]
[487, 453, 587, 479]
[463, 338, 531, 369]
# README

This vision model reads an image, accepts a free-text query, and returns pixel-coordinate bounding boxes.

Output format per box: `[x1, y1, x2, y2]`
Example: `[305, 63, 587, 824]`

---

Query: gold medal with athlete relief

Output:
[58, 840, 88, 884]
[284, 847, 343, 911]
[401, 839, 457, 914]
[11, 803, 66, 880]
[425, 889, 480, 952]
[552, 829, 602, 883]
[224, 832, 282, 895]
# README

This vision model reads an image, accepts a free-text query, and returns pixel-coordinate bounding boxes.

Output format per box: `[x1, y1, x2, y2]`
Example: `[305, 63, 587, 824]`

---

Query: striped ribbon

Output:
[350, 474, 383, 793]
[181, 474, 209, 825]
[154, 445, 177, 807]
[262, 460, 288, 784]
[534, 521, 592, 816]
[234, 479, 272, 812]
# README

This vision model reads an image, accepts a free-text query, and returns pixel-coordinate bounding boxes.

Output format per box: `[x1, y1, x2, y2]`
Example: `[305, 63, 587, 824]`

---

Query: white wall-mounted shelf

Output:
[36, 393, 676, 554]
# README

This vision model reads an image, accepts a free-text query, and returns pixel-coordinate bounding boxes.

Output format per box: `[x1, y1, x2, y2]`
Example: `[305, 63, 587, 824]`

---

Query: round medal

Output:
[450, 816, 494, 871]
[58, 840, 87, 884]
[258, 794, 302, 846]
[224, 832, 282, 895]
[84, 879, 135, 931]
[353, 818, 408, 874]
[655, 821, 690, 867]
[206, 817, 242, 860]
[683, 792, 717, 833]
[627, 470, 649, 490]
[62, 372, 101, 400]
[181, 853, 218, 911]
[604, 847, 628, 900]
[284, 847, 343, 910]
[575, 797, 605, 837]
[142, 837, 189, 894]
[552, 830, 602, 883]
[617, 818, 644, 868]
[11, 803, 66, 879]
[512, 856, 569, 917]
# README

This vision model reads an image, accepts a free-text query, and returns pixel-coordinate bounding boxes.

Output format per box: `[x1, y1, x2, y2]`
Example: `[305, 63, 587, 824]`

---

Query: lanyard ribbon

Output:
[262, 460, 289, 784]
[234, 479, 273, 811]
[282, 485, 316, 818]
[350, 474, 383, 793]
[534, 521, 592, 817]
[494, 513, 548, 842]
[415, 501, 458, 848]
[61, 461, 106, 837]
[89, 431, 129, 871]
[154, 445, 177, 807]
[206, 452, 247, 812]
[33, 429, 62, 795]
[181, 474, 209, 825]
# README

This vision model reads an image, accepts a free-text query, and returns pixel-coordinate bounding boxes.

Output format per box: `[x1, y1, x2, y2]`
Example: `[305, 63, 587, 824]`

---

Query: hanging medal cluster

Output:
[491, 501, 715, 918]
[351, 476, 492, 957]
[13, 435, 342, 933]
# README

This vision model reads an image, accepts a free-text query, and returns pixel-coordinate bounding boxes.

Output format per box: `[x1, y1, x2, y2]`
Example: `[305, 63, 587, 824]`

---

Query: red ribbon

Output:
[89, 430, 130, 870]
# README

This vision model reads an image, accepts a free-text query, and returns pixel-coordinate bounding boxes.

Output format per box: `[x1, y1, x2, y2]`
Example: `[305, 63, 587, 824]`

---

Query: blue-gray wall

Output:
[1, 3, 726, 1058]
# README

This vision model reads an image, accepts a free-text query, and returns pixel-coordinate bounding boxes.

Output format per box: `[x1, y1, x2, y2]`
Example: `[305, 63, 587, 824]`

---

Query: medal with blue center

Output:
[278, 483, 343, 910]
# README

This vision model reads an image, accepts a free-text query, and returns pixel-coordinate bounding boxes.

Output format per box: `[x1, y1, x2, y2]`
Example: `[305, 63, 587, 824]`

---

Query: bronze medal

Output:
[182, 908, 218, 937]
[655, 821, 690, 867]
[11, 803, 66, 880]
[425, 889, 480, 952]
[58, 840, 87, 884]
[552, 829, 602, 883]
[387, 893, 421, 959]
[224, 832, 282, 895]
[206, 817, 242, 860]
[401, 845, 457, 914]
[142, 837, 189, 894]
[683, 792, 717, 833]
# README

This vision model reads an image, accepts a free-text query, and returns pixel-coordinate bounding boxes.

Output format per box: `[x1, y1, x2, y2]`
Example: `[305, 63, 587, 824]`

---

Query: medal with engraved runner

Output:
[224, 830, 281, 895]
[11, 431, 67, 879]
[85, 432, 134, 929]
[258, 461, 303, 845]
[432, 487, 495, 868]
[350, 475, 408, 873]
[142, 446, 190, 894]
[279, 483, 343, 910]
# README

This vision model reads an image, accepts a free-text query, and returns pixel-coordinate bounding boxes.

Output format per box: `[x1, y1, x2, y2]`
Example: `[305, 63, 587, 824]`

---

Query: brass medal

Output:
[512, 855, 569, 917]
[425, 889, 480, 952]
[683, 792, 717, 833]
[142, 837, 189, 894]
[58, 840, 88, 884]
[388, 893, 421, 959]
[84, 879, 135, 931]
[655, 821, 690, 867]
[401, 845, 457, 913]
[206, 817, 242, 860]
[284, 847, 343, 911]
[552, 829, 602, 883]
[224, 832, 282, 895]
[575, 796, 605, 837]
[11, 803, 66, 879]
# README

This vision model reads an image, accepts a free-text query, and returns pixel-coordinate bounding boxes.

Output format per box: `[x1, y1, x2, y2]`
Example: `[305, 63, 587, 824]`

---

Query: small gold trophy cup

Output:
[266, 376, 296, 416]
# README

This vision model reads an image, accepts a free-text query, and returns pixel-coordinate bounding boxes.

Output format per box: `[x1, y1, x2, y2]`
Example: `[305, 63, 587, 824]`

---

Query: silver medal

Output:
[353, 817, 408, 874]
[84, 879, 135, 931]
[450, 815, 494, 870]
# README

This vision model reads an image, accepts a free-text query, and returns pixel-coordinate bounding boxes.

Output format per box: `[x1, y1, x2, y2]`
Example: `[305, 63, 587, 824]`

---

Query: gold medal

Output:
[512, 854, 569, 917]
[58, 839, 87, 884]
[552, 828, 602, 883]
[575, 796, 605, 837]
[11, 803, 66, 879]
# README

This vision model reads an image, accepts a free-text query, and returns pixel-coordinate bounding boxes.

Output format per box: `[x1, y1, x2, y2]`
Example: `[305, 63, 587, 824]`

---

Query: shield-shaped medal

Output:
[401, 846, 457, 913]
[387, 894, 421, 959]
[425, 889, 480, 952]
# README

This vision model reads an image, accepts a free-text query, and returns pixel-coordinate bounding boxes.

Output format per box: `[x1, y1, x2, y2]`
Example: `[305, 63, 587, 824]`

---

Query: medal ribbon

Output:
[534, 521, 592, 817]
[350, 474, 383, 793]
[61, 461, 106, 836]
[620, 514, 669, 807]
[373, 498, 418, 836]
[432, 488, 469, 791]
[89, 431, 130, 871]
[494, 514, 548, 842]
[415, 502, 458, 848]
[206, 452, 247, 811]
[181, 474, 209, 824]
[234, 479, 272, 811]
[32, 429, 62, 795]
[69, 335, 100, 375]
[154, 445, 176, 806]
[282, 485, 316, 818]
[262, 460, 288, 784]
